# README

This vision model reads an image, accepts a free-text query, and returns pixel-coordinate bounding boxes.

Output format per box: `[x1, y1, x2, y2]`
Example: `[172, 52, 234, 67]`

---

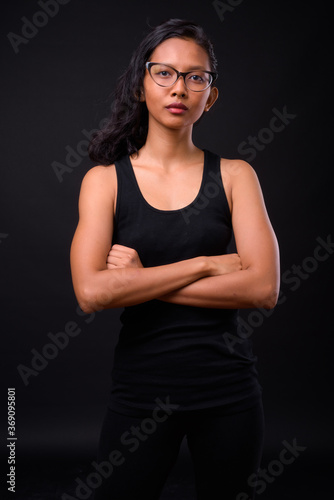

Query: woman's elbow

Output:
[75, 285, 111, 313]
[75, 289, 97, 314]
[256, 283, 279, 310]
[78, 298, 97, 314]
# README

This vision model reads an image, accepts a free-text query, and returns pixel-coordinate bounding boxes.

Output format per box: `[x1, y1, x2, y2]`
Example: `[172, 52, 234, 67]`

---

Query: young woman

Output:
[70, 18, 280, 500]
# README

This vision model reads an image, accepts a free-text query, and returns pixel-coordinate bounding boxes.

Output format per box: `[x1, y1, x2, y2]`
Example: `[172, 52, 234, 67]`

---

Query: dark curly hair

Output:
[88, 18, 218, 165]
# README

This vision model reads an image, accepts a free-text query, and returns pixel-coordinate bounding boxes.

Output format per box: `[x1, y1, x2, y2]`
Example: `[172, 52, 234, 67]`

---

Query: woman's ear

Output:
[205, 86, 219, 111]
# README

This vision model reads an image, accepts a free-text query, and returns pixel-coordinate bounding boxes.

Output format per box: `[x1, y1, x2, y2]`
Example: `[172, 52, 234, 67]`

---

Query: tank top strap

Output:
[113, 154, 140, 222]
[202, 149, 222, 181]
[200, 149, 231, 223]
[114, 154, 139, 195]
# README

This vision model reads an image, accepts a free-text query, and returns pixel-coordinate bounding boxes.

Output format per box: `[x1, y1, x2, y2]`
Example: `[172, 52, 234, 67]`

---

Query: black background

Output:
[1, 0, 333, 498]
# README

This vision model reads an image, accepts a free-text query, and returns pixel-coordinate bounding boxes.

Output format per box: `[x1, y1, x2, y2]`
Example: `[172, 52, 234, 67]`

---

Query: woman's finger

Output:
[111, 244, 135, 252]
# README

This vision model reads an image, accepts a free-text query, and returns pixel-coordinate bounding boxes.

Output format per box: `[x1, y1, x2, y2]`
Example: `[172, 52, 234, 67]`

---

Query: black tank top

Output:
[108, 149, 261, 415]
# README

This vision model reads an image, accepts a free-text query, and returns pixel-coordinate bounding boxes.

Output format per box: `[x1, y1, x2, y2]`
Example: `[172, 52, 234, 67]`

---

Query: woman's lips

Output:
[167, 108, 187, 114]
[166, 102, 188, 114]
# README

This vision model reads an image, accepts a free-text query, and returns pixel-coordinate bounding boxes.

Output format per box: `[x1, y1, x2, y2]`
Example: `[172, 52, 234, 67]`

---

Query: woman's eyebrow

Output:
[186, 65, 208, 71]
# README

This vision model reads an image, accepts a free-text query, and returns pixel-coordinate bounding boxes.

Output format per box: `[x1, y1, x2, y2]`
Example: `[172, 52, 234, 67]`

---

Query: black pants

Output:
[92, 400, 264, 500]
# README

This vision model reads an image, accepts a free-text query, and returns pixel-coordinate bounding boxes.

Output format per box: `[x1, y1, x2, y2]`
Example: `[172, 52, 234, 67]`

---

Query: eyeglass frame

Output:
[145, 62, 218, 92]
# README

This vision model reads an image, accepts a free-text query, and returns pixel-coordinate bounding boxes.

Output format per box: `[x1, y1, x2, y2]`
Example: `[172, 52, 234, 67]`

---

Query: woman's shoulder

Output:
[83, 163, 116, 181]
[219, 157, 256, 179]
[81, 163, 117, 191]
[218, 157, 260, 209]
[79, 164, 118, 211]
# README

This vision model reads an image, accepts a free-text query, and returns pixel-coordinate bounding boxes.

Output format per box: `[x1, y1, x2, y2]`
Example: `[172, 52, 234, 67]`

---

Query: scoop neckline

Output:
[125, 149, 208, 214]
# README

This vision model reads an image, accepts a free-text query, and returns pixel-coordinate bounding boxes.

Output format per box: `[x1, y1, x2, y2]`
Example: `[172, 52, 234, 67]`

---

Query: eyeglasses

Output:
[145, 62, 218, 92]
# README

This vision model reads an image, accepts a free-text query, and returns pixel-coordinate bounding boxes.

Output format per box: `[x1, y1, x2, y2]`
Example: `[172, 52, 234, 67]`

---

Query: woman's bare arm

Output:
[70, 166, 236, 313]
[157, 160, 280, 309]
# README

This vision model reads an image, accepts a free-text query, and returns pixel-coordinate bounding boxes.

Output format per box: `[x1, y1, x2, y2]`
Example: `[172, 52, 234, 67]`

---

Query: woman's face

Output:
[142, 37, 218, 130]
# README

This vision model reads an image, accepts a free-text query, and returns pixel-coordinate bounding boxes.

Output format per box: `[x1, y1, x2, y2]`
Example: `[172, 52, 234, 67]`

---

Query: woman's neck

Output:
[135, 119, 202, 171]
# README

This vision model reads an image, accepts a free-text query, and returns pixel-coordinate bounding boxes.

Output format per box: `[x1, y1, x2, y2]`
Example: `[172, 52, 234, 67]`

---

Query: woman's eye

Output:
[190, 74, 204, 82]
[158, 71, 171, 77]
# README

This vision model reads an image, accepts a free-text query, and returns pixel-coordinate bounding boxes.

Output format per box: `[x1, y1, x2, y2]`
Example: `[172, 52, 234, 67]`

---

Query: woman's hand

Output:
[106, 244, 143, 269]
[207, 253, 242, 276]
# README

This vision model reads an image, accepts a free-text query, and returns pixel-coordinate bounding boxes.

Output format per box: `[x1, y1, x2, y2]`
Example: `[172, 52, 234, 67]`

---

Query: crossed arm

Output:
[70, 161, 280, 313]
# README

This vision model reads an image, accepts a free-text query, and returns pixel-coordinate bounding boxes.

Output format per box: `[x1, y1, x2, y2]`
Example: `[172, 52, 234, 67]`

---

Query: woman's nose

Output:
[170, 75, 188, 96]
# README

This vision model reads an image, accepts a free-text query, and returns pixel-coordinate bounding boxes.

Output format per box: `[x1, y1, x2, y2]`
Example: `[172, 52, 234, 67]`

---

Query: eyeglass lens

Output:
[150, 64, 212, 91]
